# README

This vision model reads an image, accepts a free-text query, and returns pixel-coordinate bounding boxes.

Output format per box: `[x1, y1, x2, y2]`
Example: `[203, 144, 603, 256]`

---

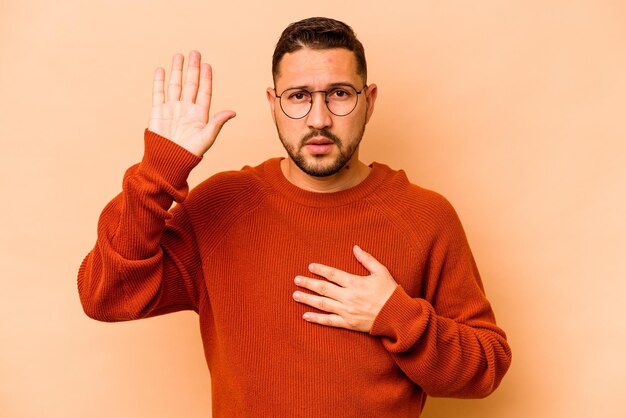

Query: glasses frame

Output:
[274, 84, 368, 119]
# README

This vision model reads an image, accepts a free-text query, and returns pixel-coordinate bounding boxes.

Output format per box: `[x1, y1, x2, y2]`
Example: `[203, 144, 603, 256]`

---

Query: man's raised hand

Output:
[148, 51, 236, 157]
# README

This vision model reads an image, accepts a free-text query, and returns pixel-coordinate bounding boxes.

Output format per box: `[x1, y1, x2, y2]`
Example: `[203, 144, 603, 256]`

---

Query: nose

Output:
[305, 91, 332, 129]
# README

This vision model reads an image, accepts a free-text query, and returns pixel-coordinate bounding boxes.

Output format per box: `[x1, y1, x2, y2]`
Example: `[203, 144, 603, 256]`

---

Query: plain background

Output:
[1, 0, 625, 417]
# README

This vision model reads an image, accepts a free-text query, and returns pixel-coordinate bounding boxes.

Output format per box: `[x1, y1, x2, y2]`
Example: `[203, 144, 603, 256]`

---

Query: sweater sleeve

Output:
[369, 201, 512, 399]
[77, 130, 204, 321]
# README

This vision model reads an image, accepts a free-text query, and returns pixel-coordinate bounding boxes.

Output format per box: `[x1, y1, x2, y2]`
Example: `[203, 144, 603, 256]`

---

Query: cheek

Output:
[338, 118, 363, 138]
[275, 118, 301, 140]
[275, 116, 307, 135]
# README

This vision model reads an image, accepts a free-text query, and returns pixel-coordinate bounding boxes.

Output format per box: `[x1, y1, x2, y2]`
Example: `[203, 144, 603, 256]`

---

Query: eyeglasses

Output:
[275, 85, 367, 119]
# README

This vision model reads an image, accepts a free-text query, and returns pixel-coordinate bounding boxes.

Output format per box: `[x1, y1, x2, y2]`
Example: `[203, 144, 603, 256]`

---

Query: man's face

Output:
[267, 48, 377, 177]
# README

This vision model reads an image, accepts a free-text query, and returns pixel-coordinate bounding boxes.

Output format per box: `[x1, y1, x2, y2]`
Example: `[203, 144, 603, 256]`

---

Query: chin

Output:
[298, 155, 348, 177]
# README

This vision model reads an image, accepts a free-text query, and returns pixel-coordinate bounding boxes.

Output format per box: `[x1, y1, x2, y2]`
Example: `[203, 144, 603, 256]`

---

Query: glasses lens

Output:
[326, 86, 359, 116]
[278, 86, 361, 119]
[280, 89, 312, 119]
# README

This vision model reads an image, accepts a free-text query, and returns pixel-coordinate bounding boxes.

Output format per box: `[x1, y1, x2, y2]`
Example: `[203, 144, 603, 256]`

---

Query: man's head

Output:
[272, 17, 367, 85]
[267, 17, 377, 180]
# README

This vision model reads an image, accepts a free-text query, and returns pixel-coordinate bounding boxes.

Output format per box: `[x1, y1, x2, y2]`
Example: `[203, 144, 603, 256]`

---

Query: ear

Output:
[266, 87, 277, 123]
[364, 83, 378, 124]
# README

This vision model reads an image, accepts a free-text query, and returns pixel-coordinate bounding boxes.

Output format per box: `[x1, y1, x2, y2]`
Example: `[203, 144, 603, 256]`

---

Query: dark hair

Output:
[272, 17, 367, 83]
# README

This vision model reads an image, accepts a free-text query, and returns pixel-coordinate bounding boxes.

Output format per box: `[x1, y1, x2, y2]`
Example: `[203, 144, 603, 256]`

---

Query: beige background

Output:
[1, 0, 625, 417]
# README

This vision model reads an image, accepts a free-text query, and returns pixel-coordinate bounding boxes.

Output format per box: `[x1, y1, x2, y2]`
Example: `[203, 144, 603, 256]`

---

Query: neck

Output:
[280, 157, 371, 193]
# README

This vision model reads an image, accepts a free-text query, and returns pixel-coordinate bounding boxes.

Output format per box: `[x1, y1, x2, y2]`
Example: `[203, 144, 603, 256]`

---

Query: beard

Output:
[277, 125, 366, 177]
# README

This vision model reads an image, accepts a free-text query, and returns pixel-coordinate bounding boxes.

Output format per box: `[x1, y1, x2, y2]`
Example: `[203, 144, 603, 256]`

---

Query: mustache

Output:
[300, 129, 342, 146]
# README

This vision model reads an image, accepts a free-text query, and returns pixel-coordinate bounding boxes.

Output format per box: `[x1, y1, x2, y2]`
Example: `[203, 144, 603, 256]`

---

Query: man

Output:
[79, 17, 511, 417]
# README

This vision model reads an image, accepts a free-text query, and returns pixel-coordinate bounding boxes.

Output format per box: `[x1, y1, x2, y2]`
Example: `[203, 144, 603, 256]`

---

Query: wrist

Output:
[141, 129, 202, 188]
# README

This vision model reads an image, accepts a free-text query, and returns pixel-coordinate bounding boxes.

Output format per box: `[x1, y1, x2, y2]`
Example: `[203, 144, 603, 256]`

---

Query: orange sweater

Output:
[78, 131, 511, 417]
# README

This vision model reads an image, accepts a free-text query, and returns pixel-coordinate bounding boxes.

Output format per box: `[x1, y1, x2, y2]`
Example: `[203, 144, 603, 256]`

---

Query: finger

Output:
[195, 63, 213, 116]
[203, 110, 236, 138]
[181, 50, 201, 103]
[191, 110, 236, 156]
[294, 276, 342, 300]
[308, 263, 351, 287]
[353, 245, 387, 274]
[292, 291, 342, 314]
[302, 312, 349, 329]
[167, 53, 184, 101]
[152, 67, 165, 106]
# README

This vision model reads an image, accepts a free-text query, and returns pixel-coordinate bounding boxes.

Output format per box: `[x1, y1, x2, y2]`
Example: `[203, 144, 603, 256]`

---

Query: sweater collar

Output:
[260, 158, 391, 207]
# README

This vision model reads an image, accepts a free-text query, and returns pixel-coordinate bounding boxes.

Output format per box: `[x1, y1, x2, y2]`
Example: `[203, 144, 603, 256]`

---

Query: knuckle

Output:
[345, 305, 359, 317]
[344, 293, 357, 305]
[346, 318, 359, 329]
[317, 282, 328, 296]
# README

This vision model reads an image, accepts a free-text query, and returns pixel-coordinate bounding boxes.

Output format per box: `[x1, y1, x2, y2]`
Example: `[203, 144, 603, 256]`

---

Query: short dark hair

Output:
[272, 17, 367, 84]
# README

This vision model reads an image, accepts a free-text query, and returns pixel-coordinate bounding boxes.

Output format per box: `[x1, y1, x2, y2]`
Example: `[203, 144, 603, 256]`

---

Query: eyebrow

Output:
[281, 82, 359, 92]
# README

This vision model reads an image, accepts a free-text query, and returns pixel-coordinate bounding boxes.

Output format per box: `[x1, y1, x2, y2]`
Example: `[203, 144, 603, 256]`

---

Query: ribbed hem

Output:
[141, 129, 202, 188]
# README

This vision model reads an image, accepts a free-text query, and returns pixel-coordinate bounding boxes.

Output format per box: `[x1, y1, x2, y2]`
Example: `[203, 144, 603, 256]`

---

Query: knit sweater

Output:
[78, 130, 511, 418]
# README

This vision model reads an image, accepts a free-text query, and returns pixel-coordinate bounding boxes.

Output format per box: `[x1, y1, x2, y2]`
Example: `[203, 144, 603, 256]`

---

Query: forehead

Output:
[275, 48, 360, 89]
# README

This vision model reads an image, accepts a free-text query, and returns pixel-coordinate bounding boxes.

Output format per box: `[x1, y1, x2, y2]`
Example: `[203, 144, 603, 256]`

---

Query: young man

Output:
[79, 17, 511, 417]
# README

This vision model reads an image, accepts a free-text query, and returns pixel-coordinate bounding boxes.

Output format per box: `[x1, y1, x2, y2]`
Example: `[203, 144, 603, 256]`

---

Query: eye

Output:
[328, 88, 353, 100]
[286, 90, 310, 103]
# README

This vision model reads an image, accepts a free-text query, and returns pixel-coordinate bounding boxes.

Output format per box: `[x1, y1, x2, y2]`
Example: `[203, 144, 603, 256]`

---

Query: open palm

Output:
[148, 51, 235, 157]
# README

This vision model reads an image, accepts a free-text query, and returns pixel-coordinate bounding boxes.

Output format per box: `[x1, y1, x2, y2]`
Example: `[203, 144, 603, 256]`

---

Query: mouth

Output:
[305, 136, 334, 145]
[304, 137, 335, 155]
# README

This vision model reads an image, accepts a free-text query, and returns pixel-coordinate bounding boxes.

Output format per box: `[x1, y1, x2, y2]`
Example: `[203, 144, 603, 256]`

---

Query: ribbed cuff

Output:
[370, 285, 427, 351]
[141, 129, 202, 188]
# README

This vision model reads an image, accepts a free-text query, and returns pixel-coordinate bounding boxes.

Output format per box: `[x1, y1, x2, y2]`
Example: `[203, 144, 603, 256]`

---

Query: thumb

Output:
[199, 110, 237, 153]
[353, 245, 386, 274]
[206, 110, 237, 137]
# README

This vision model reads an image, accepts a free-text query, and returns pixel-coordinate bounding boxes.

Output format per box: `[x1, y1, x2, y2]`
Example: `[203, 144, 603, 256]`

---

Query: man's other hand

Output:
[293, 245, 398, 333]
